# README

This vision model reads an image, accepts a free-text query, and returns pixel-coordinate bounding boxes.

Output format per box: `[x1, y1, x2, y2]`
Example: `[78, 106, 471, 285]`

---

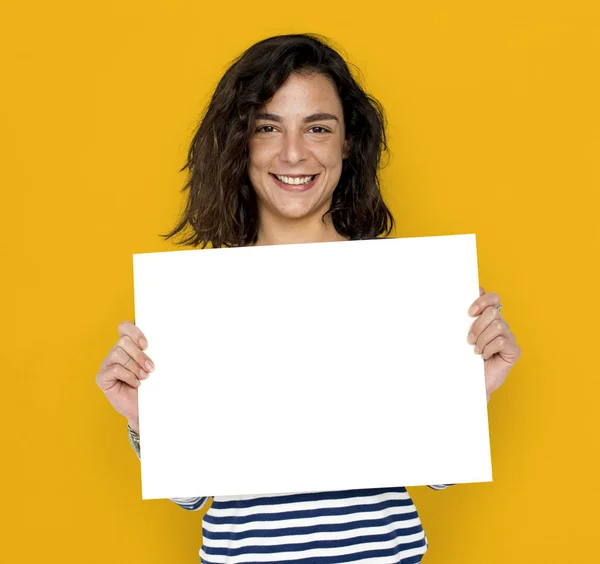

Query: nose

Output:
[279, 130, 309, 165]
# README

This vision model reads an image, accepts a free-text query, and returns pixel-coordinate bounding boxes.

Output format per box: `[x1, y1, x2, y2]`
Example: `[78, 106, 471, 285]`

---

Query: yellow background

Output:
[2, 0, 598, 562]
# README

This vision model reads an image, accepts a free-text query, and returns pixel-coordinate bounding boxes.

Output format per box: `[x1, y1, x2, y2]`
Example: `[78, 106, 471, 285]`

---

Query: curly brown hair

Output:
[160, 33, 395, 248]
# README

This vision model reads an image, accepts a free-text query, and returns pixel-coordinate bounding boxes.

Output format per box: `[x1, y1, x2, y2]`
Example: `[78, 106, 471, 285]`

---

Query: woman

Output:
[96, 33, 521, 563]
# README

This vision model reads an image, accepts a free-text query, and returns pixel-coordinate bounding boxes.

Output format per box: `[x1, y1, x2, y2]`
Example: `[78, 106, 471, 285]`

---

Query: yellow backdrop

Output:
[2, 1, 598, 562]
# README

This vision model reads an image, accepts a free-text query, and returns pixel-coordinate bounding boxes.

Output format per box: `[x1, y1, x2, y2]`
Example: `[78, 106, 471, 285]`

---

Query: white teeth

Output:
[274, 174, 315, 185]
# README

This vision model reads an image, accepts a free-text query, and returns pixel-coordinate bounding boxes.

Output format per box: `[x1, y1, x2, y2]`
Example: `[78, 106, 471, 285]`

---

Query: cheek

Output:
[316, 141, 345, 168]
[248, 140, 275, 169]
[247, 144, 268, 196]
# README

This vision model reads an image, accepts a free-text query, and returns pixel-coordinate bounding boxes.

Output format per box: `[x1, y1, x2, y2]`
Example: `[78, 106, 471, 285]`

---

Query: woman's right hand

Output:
[95, 321, 155, 435]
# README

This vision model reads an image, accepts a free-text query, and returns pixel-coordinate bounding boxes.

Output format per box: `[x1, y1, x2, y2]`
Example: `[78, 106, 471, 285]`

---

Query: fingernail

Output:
[145, 360, 154, 372]
[139, 370, 149, 379]
[467, 332, 475, 344]
[469, 305, 478, 316]
[474, 346, 481, 354]
[140, 338, 148, 349]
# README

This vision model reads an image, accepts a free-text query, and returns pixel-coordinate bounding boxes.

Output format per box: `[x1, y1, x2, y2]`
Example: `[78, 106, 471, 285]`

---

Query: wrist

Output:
[128, 420, 140, 435]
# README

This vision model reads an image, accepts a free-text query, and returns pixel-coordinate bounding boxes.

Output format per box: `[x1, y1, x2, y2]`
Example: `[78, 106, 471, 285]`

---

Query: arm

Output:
[127, 424, 212, 512]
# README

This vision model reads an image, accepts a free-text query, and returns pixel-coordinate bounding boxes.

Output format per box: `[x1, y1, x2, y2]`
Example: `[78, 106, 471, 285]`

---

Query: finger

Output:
[97, 363, 141, 392]
[480, 334, 509, 361]
[469, 291, 501, 316]
[99, 337, 138, 371]
[479, 286, 485, 296]
[473, 315, 510, 355]
[101, 345, 149, 380]
[118, 320, 148, 350]
[468, 306, 505, 347]
[116, 335, 154, 375]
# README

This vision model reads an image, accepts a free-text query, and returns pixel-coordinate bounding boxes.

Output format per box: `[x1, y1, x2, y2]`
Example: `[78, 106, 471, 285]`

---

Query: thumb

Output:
[479, 286, 486, 296]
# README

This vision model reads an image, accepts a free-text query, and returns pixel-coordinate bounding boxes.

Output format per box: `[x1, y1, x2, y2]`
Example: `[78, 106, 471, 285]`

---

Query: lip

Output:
[269, 173, 320, 193]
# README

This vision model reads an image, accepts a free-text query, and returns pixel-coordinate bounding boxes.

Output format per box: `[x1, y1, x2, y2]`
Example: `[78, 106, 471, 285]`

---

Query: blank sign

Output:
[133, 234, 492, 500]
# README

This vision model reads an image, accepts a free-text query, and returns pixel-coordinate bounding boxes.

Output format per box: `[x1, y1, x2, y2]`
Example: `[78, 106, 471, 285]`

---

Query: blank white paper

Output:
[133, 233, 492, 500]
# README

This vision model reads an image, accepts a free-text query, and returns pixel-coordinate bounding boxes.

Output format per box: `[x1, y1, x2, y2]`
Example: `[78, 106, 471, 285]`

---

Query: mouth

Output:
[269, 173, 320, 192]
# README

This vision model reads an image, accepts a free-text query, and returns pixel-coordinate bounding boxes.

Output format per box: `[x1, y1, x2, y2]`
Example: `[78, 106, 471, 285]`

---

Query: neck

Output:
[253, 206, 348, 247]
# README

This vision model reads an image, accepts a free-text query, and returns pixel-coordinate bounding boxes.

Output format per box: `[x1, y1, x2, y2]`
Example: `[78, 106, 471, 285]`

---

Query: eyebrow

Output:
[254, 112, 339, 123]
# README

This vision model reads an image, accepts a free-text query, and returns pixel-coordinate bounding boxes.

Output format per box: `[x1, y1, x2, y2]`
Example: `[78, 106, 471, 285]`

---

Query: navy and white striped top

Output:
[130, 435, 449, 563]
[174, 486, 449, 564]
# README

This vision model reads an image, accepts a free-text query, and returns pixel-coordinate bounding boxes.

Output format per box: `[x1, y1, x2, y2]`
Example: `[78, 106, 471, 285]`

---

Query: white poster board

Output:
[133, 234, 492, 500]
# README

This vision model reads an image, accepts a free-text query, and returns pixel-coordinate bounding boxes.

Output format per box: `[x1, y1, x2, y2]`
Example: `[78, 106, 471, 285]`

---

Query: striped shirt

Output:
[129, 428, 449, 563]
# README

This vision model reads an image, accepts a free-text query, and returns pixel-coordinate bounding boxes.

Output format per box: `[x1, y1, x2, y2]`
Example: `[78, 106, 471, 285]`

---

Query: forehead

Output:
[260, 73, 343, 116]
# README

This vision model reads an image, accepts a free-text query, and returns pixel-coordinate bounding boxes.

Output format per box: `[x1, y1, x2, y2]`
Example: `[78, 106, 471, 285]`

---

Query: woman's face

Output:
[247, 72, 349, 221]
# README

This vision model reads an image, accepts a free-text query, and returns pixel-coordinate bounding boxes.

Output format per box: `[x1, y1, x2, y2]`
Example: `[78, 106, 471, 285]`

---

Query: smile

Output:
[269, 173, 320, 192]
[273, 174, 317, 185]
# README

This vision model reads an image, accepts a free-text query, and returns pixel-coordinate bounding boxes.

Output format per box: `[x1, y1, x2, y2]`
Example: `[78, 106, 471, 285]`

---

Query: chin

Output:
[275, 201, 321, 219]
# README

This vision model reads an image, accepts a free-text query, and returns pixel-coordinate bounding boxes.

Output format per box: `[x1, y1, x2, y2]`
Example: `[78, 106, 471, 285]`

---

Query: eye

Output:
[256, 125, 276, 133]
[308, 126, 330, 134]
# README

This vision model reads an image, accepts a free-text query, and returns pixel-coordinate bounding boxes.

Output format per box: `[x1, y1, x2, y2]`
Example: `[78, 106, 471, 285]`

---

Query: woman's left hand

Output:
[467, 286, 522, 401]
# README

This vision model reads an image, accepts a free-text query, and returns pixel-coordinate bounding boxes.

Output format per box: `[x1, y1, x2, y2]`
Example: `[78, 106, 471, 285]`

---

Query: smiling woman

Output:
[97, 33, 474, 564]
[159, 33, 394, 249]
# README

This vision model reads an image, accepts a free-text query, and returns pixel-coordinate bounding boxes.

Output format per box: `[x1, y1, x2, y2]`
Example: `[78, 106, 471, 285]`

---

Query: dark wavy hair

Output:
[160, 33, 395, 248]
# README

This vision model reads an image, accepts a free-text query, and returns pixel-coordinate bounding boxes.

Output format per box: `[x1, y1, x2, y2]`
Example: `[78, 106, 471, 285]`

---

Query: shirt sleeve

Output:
[168, 496, 212, 511]
[127, 425, 213, 511]
[427, 484, 454, 490]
